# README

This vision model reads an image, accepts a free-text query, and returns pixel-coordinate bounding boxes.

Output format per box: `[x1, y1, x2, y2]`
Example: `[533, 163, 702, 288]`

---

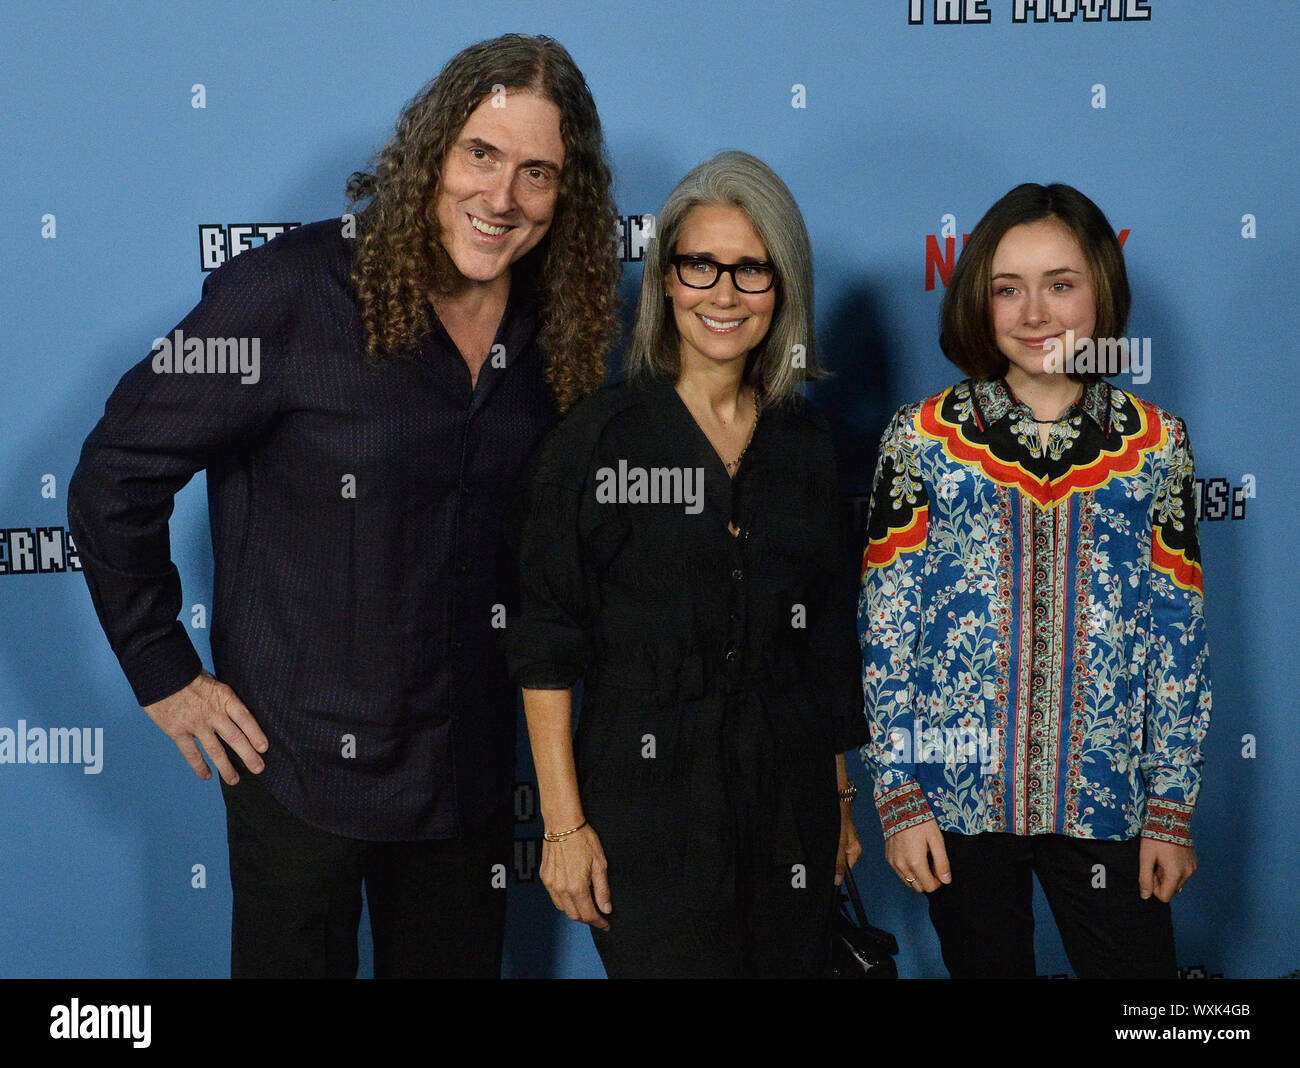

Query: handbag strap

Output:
[842, 866, 874, 927]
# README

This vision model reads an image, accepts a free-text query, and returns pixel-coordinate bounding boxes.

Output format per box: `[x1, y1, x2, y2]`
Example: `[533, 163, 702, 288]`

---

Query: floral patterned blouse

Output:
[857, 377, 1210, 846]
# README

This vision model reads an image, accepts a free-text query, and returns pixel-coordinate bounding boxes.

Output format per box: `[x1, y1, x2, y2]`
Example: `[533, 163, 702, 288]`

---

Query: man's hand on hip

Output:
[144, 670, 268, 785]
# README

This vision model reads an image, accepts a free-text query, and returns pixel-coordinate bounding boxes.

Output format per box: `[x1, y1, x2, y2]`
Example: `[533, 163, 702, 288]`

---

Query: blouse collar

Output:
[969, 377, 1116, 438]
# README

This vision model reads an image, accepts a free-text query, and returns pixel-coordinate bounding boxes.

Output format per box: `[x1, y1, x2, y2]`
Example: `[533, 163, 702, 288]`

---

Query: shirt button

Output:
[724, 648, 737, 663]
[728, 613, 739, 625]
[731, 568, 743, 581]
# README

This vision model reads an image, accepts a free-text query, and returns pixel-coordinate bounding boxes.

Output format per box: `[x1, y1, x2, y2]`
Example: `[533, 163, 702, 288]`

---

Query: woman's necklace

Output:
[724, 390, 761, 538]
[723, 389, 762, 474]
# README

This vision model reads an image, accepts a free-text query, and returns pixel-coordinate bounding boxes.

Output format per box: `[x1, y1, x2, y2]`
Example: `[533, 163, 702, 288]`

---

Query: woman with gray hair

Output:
[506, 151, 867, 977]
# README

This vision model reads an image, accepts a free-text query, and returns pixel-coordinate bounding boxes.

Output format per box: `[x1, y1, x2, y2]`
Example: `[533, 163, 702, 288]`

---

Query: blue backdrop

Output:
[2, 0, 1296, 979]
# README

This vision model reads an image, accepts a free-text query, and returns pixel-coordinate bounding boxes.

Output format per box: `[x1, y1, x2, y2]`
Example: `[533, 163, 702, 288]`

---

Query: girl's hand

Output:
[540, 824, 612, 930]
[1138, 837, 1197, 903]
[885, 819, 952, 893]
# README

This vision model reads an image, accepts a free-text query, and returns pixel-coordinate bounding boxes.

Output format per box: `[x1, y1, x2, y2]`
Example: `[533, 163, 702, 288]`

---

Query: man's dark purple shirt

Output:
[68, 220, 557, 839]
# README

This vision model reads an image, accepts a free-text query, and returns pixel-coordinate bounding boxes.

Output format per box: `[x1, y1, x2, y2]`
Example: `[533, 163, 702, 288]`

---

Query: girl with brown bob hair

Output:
[940, 182, 1131, 381]
[860, 183, 1210, 978]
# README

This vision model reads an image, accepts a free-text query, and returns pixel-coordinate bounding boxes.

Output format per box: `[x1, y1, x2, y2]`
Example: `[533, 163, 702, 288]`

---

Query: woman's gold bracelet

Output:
[543, 819, 588, 842]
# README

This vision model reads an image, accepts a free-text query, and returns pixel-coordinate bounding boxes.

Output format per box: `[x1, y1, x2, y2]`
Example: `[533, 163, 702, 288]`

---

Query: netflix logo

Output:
[923, 214, 1131, 290]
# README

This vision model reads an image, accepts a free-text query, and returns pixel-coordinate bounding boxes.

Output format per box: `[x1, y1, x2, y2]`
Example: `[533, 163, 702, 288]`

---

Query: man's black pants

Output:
[220, 769, 510, 978]
[926, 831, 1177, 979]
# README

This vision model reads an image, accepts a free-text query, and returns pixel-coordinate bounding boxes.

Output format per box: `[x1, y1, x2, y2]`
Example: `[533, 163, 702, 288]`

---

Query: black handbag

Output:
[827, 867, 900, 978]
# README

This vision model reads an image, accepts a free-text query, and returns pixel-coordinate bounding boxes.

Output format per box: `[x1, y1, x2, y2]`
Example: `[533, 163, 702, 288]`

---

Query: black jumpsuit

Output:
[505, 376, 867, 977]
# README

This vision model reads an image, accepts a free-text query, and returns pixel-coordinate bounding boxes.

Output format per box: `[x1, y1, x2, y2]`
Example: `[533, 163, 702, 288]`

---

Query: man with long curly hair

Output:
[68, 34, 620, 977]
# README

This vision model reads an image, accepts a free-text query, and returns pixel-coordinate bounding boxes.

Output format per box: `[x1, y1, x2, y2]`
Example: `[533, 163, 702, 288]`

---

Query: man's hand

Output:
[143, 670, 268, 785]
[885, 818, 952, 893]
[1139, 836, 1197, 903]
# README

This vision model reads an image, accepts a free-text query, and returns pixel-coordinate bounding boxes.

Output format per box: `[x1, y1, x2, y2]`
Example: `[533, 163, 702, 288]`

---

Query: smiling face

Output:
[989, 217, 1097, 384]
[431, 90, 566, 291]
[665, 203, 776, 375]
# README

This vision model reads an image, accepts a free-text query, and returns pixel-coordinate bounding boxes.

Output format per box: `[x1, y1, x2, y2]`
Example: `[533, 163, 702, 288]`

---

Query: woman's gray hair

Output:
[625, 150, 824, 402]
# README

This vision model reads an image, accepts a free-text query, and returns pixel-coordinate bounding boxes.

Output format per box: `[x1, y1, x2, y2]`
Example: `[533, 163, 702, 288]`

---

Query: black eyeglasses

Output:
[670, 255, 777, 294]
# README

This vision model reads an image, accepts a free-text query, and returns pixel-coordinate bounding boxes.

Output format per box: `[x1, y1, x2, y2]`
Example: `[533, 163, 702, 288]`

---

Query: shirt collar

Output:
[428, 271, 541, 368]
[497, 272, 542, 364]
[969, 377, 1115, 437]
